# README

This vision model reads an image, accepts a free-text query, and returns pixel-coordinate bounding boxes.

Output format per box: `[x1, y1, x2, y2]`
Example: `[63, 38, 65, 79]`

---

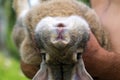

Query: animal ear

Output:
[13, 0, 41, 18]
[13, 0, 29, 18]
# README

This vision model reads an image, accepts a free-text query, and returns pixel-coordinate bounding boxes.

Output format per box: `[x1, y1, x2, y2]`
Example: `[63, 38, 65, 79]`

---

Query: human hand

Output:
[84, 32, 101, 54]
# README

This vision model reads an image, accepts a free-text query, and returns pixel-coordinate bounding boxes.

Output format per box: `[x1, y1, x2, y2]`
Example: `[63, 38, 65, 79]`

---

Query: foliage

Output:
[0, 0, 19, 59]
[79, 0, 90, 6]
[3, 0, 19, 59]
[0, 52, 28, 80]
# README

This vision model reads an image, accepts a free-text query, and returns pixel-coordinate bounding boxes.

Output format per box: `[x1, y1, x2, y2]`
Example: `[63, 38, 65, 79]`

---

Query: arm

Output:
[83, 32, 120, 80]
[83, 0, 120, 79]
[90, 0, 109, 16]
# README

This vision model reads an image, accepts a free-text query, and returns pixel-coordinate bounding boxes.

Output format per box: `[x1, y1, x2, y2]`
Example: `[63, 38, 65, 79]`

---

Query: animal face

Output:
[33, 15, 92, 80]
[13, 0, 108, 80]
[34, 15, 90, 63]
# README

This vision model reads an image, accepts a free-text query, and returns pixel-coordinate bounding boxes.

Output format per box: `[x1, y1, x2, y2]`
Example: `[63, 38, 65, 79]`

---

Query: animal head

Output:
[22, 0, 100, 63]
[22, 1, 95, 79]
[34, 15, 90, 64]
[14, 0, 110, 80]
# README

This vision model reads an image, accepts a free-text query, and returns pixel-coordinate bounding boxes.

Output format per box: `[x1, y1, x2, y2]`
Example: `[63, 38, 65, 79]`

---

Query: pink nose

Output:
[57, 23, 65, 28]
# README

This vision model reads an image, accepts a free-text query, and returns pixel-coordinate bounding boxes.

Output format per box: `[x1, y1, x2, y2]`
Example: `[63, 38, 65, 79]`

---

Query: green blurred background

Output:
[0, 0, 89, 80]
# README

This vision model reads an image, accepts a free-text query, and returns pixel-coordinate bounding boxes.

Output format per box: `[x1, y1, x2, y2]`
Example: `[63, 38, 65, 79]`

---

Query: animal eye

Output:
[77, 53, 81, 60]
[41, 52, 46, 61]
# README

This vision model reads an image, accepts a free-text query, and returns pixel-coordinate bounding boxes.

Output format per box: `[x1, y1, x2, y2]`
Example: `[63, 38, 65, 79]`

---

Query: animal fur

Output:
[25, 0, 111, 50]
[12, 0, 111, 79]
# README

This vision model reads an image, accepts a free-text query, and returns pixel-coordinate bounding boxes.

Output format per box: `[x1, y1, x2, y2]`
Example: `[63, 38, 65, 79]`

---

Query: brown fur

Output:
[25, 0, 111, 51]
[12, 18, 25, 48]
[12, 0, 30, 17]
[12, 0, 111, 79]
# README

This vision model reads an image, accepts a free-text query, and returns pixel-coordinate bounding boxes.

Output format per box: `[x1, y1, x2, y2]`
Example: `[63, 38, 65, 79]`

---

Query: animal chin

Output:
[51, 37, 70, 49]
[56, 28, 64, 40]
[51, 40, 69, 49]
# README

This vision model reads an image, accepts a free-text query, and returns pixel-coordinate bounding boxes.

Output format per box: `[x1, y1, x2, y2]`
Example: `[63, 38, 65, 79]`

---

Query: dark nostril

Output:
[57, 23, 65, 27]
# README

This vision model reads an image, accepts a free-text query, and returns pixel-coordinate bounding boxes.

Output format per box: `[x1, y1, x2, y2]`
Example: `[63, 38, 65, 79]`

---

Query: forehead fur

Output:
[25, 0, 100, 39]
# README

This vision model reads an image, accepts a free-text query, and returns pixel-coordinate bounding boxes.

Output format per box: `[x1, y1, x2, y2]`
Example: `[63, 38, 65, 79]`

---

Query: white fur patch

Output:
[20, 10, 29, 18]
[35, 15, 90, 33]
[29, 0, 41, 7]
[19, 0, 41, 18]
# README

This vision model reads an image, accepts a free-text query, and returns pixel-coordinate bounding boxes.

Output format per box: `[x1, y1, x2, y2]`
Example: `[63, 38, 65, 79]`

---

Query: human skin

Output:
[83, 0, 120, 80]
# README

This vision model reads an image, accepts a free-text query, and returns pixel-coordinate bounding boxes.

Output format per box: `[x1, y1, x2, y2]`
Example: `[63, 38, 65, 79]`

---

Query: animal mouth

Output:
[51, 28, 70, 47]
[56, 29, 64, 40]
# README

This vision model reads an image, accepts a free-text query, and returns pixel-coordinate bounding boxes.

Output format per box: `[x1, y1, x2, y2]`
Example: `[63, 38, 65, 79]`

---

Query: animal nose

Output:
[57, 23, 65, 28]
